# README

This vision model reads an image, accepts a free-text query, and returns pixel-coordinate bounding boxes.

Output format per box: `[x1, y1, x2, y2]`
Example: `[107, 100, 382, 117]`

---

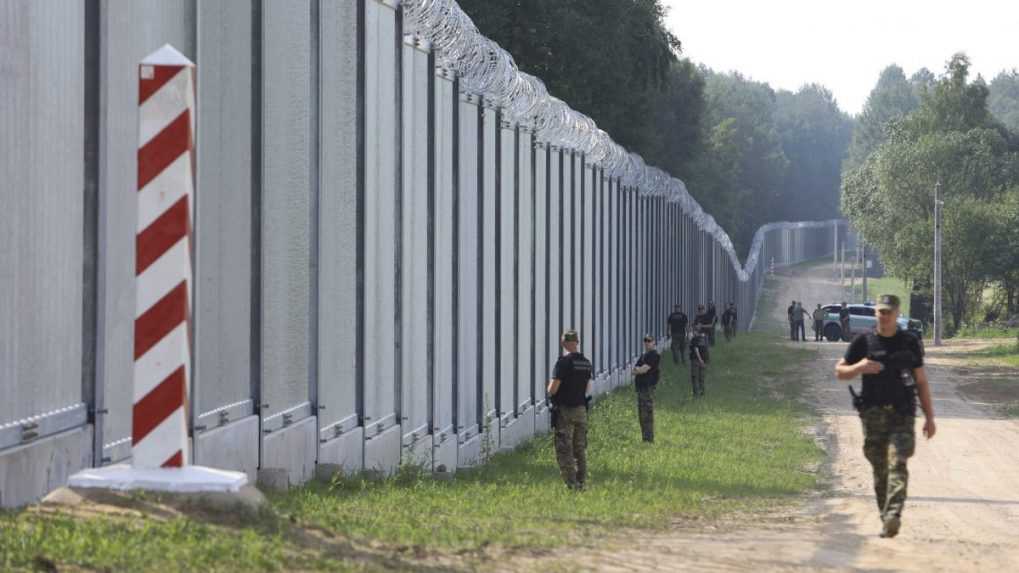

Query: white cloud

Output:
[662, 0, 1016, 115]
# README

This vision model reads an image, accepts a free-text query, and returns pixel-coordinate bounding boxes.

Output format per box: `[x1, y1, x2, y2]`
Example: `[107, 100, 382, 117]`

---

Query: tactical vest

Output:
[849, 332, 918, 416]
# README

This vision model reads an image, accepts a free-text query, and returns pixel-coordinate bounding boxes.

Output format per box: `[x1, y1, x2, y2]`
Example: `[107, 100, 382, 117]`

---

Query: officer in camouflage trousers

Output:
[548, 330, 593, 490]
[836, 294, 937, 538]
[632, 334, 661, 442]
[689, 325, 709, 397]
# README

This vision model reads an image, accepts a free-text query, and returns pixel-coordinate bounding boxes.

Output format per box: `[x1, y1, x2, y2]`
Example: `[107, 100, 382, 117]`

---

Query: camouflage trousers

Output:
[690, 363, 706, 397]
[670, 336, 687, 364]
[861, 406, 916, 520]
[554, 406, 588, 488]
[637, 387, 655, 442]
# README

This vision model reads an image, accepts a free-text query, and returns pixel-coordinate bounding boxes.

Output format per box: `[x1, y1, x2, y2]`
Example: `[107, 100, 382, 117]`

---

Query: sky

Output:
[662, 0, 1017, 116]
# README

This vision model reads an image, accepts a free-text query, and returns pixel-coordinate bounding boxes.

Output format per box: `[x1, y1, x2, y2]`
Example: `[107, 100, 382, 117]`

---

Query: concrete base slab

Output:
[432, 434, 457, 474]
[401, 433, 433, 469]
[534, 408, 551, 436]
[193, 415, 259, 483]
[318, 426, 364, 474]
[457, 433, 483, 467]
[67, 464, 248, 493]
[364, 424, 400, 476]
[498, 418, 522, 451]
[0, 425, 92, 508]
[516, 407, 535, 445]
[261, 416, 317, 487]
[43, 483, 266, 515]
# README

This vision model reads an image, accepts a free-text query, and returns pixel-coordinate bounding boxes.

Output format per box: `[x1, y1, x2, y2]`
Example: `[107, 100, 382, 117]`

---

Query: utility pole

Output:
[833, 221, 839, 280]
[840, 242, 846, 288]
[933, 181, 944, 346]
[861, 238, 868, 303]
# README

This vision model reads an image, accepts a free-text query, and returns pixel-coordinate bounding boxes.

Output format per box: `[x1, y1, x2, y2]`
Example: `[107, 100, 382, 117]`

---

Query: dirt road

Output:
[512, 262, 1019, 572]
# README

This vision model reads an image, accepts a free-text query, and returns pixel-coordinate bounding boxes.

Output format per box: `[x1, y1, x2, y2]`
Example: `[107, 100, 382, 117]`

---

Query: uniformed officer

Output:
[835, 294, 936, 538]
[666, 305, 689, 364]
[548, 330, 593, 490]
[689, 325, 710, 398]
[632, 334, 661, 443]
[706, 301, 719, 346]
[721, 302, 738, 341]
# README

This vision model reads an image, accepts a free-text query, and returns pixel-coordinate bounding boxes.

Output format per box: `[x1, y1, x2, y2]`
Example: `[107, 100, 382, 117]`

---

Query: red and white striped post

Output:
[133, 44, 195, 469]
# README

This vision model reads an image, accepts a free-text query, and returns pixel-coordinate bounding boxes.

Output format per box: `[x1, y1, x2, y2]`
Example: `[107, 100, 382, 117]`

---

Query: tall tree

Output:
[774, 85, 853, 220]
[989, 69, 1019, 134]
[845, 65, 918, 170]
[688, 70, 789, 254]
[842, 54, 1019, 330]
[456, 0, 681, 153]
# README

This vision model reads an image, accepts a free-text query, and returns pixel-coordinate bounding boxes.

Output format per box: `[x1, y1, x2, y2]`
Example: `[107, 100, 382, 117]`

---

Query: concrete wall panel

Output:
[316, 0, 360, 444]
[260, 0, 312, 430]
[433, 73, 456, 437]
[194, 0, 254, 431]
[400, 42, 429, 440]
[0, 1, 85, 432]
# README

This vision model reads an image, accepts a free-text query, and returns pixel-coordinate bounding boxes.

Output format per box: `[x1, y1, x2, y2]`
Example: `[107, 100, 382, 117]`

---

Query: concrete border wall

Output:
[0, 0, 847, 507]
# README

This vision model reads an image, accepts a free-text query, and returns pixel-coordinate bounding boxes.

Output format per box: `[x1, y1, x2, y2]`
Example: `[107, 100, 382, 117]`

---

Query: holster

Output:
[547, 394, 560, 429]
[848, 385, 865, 414]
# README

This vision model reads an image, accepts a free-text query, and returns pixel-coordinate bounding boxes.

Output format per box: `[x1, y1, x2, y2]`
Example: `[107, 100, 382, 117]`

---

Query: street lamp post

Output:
[933, 181, 944, 346]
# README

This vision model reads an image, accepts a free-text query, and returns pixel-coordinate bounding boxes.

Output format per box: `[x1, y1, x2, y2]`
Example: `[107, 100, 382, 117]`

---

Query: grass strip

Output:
[0, 333, 819, 571]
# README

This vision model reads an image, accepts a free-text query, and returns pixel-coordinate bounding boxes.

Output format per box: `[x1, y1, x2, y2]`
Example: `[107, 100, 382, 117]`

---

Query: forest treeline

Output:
[457, 0, 852, 256]
[458, 0, 1019, 327]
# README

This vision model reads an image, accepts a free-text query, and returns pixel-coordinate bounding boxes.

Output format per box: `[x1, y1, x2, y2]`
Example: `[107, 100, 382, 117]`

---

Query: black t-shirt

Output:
[722, 309, 736, 324]
[552, 352, 593, 407]
[839, 307, 850, 320]
[787, 305, 795, 319]
[667, 311, 688, 334]
[635, 350, 660, 390]
[843, 330, 924, 407]
[694, 313, 711, 327]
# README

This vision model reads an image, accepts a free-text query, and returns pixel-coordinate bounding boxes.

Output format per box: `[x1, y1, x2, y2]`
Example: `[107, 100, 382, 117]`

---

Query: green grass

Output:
[954, 325, 1019, 340]
[963, 341, 1019, 366]
[276, 334, 820, 550]
[0, 334, 820, 572]
[848, 276, 911, 317]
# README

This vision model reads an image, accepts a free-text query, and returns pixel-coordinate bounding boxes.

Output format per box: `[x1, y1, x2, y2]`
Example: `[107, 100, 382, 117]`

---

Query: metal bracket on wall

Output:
[0, 402, 88, 451]
[401, 422, 429, 447]
[433, 423, 455, 446]
[261, 401, 312, 435]
[319, 413, 359, 444]
[193, 399, 254, 434]
[363, 413, 397, 441]
[457, 423, 479, 444]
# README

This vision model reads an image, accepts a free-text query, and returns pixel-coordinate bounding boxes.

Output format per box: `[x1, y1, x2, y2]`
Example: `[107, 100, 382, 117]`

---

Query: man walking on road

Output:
[548, 330, 593, 490]
[632, 335, 661, 443]
[666, 305, 688, 365]
[835, 294, 936, 538]
[812, 303, 826, 341]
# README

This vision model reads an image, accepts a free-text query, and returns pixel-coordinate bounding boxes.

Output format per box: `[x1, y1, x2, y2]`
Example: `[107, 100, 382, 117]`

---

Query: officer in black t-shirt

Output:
[548, 330, 593, 490]
[666, 305, 689, 365]
[632, 335, 661, 443]
[836, 294, 936, 539]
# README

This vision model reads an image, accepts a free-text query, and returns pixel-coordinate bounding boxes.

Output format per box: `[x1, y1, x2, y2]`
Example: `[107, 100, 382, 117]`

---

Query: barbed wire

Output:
[402, 0, 830, 280]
